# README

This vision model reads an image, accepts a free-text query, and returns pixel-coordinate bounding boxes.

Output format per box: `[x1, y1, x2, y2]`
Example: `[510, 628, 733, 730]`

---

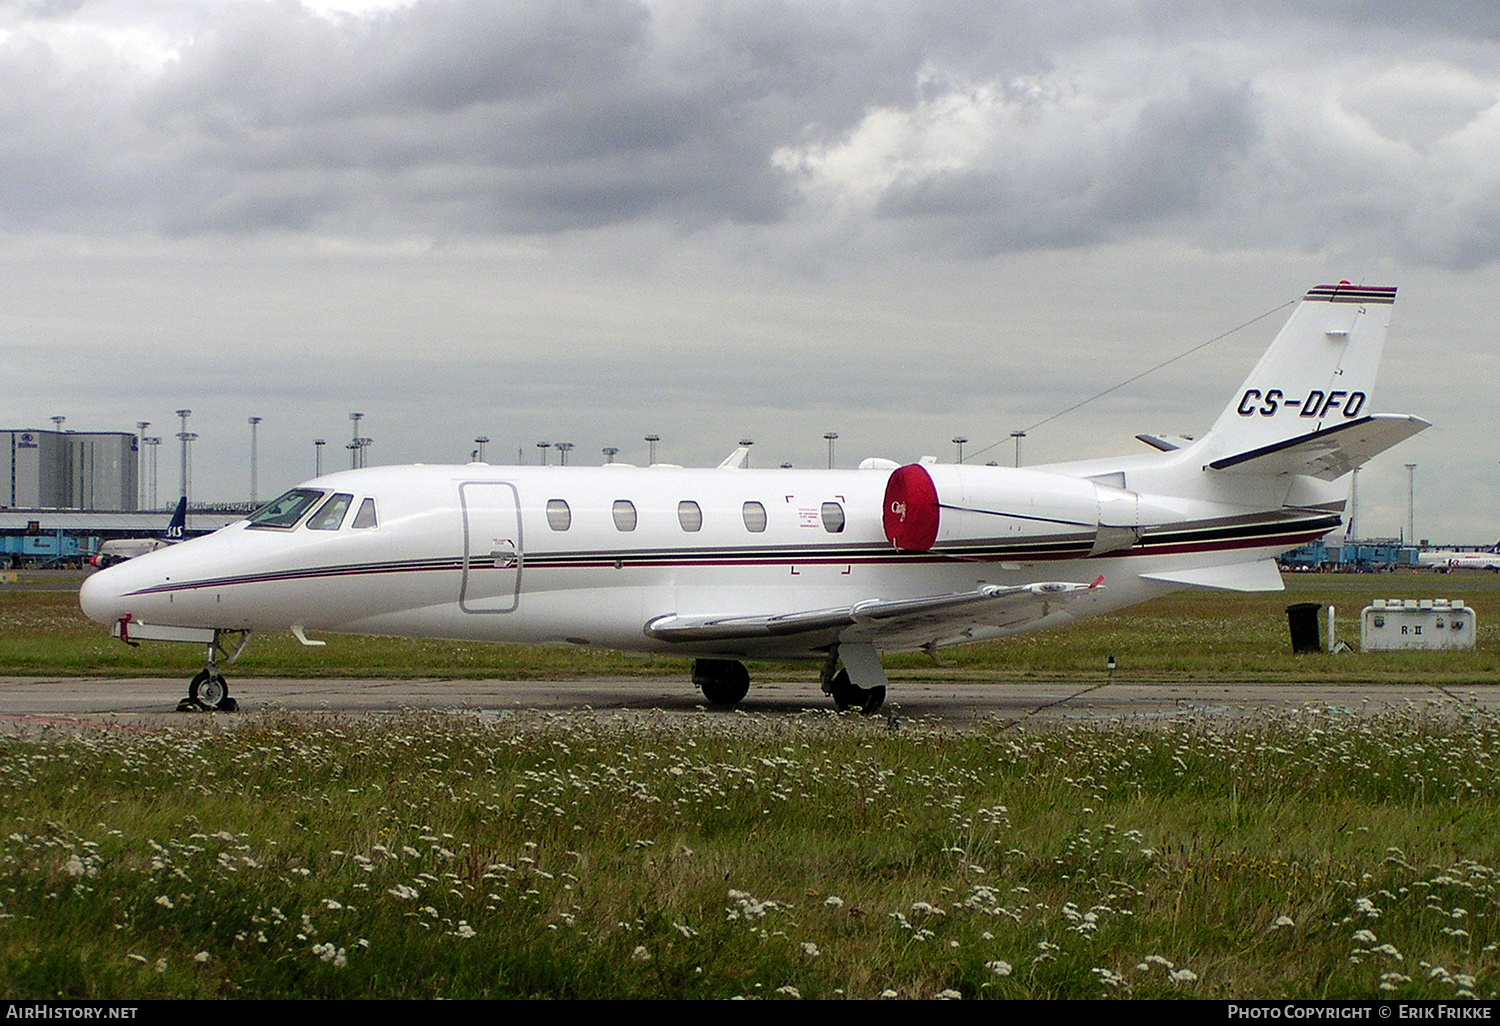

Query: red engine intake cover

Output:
[883, 463, 941, 552]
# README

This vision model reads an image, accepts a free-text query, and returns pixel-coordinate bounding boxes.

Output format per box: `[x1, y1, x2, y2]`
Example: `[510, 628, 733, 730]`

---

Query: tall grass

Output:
[2, 707, 1498, 998]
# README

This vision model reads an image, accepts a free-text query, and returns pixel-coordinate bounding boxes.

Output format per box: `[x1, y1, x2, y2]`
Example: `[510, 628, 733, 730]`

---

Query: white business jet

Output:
[81, 283, 1427, 713]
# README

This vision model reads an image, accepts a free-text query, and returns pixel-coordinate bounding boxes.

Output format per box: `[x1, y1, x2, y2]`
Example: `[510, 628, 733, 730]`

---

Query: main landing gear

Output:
[691, 643, 890, 715]
[177, 630, 249, 713]
[692, 659, 751, 707]
[821, 642, 887, 715]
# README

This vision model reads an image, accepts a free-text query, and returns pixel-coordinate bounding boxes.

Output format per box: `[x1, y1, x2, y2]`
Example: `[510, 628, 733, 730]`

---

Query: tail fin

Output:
[1198, 283, 1420, 475]
[163, 496, 187, 540]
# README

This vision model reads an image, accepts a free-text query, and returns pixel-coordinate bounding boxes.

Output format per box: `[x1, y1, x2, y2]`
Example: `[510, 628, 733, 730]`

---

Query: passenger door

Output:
[459, 481, 522, 614]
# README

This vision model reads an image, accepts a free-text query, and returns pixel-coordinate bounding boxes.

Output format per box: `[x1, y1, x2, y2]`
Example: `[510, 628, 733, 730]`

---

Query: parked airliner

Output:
[1417, 548, 1500, 572]
[80, 283, 1427, 713]
[89, 497, 188, 569]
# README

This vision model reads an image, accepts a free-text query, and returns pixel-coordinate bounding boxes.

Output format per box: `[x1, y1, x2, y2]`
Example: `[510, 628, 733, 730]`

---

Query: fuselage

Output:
[79, 459, 1338, 661]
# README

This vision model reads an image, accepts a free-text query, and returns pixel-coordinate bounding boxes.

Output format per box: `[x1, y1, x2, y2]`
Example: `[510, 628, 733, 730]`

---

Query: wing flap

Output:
[644, 580, 1100, 645]
[1208, 414, 1429, 481]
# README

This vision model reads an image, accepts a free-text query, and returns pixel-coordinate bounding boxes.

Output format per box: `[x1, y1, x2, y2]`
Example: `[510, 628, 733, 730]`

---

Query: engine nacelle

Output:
[882, 463, 1162, 558]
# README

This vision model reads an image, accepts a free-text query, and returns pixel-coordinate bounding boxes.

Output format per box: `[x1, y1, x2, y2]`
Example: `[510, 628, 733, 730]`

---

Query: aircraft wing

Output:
[644, 580, 1100, 649]
[1207, 414, 1429, 481]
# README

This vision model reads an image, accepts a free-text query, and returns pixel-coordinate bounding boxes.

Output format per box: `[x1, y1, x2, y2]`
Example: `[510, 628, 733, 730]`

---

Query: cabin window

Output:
[307, 493, 354, 531]
[742, 501, 767, 533]
[247, 488, 324, 530]
[546, 499, 572, 531]
[821, 501, 846, 533]
[612, 499, 638, 532]
[351, 497, 378, 529]
[677, 500, 702, 532]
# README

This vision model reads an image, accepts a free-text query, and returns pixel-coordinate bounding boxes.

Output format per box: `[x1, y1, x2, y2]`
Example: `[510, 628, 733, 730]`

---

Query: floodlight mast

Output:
[248, 417, 263, 504]
[824, 432, 838, 469]
[175, 409, 192, 503]
[952, 436, 968, 464]
[1405, 463, 1417, 544]
[143, 437, 161, 509]
[136, 422, 150, 508]
[349, 413, 364, 470]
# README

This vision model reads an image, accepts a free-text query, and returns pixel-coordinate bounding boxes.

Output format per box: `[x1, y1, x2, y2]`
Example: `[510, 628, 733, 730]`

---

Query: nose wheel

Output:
[176, 630, 244, 712]
[181, 669, 236, 712]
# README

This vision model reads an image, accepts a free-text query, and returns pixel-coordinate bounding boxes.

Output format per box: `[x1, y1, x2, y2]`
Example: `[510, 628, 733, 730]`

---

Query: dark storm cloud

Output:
[867, 78, 1261, 252]
[6, 2, 1500, 266]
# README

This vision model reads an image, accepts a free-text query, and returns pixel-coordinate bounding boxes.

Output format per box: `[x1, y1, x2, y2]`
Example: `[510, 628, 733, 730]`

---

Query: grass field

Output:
[4, 571, 1499, 999]
[4, 570, 1498, 683]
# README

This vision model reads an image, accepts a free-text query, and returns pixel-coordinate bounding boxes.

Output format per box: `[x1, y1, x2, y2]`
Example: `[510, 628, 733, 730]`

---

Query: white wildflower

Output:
[934, 989, 962, 1000]
[154, 895, 175, 909]
[193, 951, 210, 963]
[631, 945, 651, 962]
[454, 921, 477, 939]
[824, 895, 844, 909]
[801, 941, 821, 958]
[1273, 915, 1295, 929]
[775, 985, 802, 998]
[880, 989, 899, 999]
[1169, 968, 1198, 985]
[311, 942, 347, 968]
[387, 884, 419, 900]
[985, 960, 1013, 977]
[1352, 929, 1377, 944]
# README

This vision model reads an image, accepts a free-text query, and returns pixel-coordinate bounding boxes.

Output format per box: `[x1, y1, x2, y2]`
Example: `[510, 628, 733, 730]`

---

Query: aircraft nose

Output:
[79, 567, 126, 625]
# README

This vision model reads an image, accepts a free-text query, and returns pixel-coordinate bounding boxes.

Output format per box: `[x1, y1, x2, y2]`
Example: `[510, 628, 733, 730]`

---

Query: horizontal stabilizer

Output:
[645, 580, 1099, 644]
[1141, 559, 1285, 593]
[1207, 414, 1429, 481]
[1136, 433, 1195, 453]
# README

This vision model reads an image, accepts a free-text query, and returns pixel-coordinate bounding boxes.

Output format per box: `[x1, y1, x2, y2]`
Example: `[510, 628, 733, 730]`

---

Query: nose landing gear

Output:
[176, 630, 248, 712]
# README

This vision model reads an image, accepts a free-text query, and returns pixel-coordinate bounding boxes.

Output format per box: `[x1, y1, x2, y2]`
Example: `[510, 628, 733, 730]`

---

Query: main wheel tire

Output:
[827, 668, 858, 711]
[189, 670, 228, 709]
[828, 669, 886, 715]
[692, 659, 750, 706]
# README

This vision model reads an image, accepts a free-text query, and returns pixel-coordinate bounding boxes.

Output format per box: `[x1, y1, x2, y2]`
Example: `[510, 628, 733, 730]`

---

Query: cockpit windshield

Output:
[247, 488, 326, 530]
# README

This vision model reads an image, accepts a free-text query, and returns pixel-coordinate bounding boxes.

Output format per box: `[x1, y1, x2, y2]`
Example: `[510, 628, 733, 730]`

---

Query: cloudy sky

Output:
[4, 0, 1498, 542]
